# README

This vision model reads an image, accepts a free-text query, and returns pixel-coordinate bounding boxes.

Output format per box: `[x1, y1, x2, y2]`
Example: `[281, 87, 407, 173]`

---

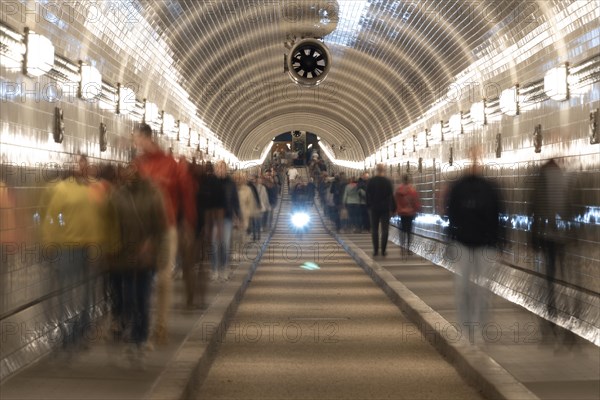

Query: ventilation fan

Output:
[286, 38, 331, 87]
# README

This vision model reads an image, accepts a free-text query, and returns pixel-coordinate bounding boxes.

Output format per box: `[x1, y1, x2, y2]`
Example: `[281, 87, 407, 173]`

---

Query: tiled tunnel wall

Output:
[0, 4, 214, 380]
[1, 0, 599, 381]
[381, 10, 600, 295]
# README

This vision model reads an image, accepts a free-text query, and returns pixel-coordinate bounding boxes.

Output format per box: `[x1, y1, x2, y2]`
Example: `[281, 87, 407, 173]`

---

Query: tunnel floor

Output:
[194, 198, 485, 400]
[1, 192, 598, 400]
[328, 223, 600, 400]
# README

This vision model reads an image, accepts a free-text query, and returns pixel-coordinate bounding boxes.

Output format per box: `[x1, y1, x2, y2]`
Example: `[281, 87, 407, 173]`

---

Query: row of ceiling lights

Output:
[1, 25, 239, 164]
[365, 62, 583, 169]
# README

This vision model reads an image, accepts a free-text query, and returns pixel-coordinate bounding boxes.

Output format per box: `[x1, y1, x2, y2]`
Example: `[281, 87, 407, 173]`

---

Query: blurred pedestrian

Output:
[235, 172, 257, 245]
[366, 164, 394, 256]
[109, 166, 166, 368]
[247, 174, 263, 241]
[395, 174, 421, 256]
[446, 148, 501, 343]
[209, 161, 241, 281]
[530, 158, 577, 345]
[257, 176, 271, 233]
[176, 156, 199, 309]
[133, 123, 195, 344]
[287, 166, 299, 192]
[329, 173, 346, 232]
[357, 172, 370, 231]
[41, 160, 106, 355]
[343, 177, 362, 232]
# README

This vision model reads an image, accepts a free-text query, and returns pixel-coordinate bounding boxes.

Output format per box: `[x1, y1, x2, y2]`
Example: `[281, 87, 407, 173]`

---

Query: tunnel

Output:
[0, 1, 599, 399]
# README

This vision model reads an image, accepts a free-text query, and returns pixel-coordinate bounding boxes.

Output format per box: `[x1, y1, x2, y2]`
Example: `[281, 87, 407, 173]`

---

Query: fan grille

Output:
[286, 38, 331, 87]
[291, 45, 327, 79]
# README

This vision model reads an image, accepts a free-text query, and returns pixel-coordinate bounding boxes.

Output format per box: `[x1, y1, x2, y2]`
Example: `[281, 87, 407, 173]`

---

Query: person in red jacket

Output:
[132, 123, 196, 344]
[394, 174, 421, 257]
[176, 155, 201, 309]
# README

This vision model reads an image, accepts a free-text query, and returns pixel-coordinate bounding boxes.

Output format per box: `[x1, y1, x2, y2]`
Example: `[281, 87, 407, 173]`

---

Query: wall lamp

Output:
[79, 62, 102, 101]
[544, 64, 569, 101]
[449, 112, 463, 135]
[23, 28, 54, 77]
[144, 100, 160, 124]
[470, 100, 487, 126]
[162, 113, 176, 138]
[431, 121, 443, 143]
[116, 83, 135, 115]
[500, 85, 519, 116]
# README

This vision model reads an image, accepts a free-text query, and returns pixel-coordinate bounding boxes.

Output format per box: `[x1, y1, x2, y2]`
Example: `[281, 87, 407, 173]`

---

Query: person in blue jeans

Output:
[203, 161, 241, 281]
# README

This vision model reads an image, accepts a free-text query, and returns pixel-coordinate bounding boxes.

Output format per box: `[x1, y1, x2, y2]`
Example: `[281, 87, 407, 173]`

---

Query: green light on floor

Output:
[300, 261, 320, 270]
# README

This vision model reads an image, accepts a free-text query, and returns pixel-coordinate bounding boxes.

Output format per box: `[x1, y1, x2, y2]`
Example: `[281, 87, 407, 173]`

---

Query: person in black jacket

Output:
[529, 159, 580, 345]
[357, 172, 370, 231]
[329, 173, 347, 232]
[446, 148, 501, 343]
[366, 164, 394, 256]
[203, 161, 241, 281]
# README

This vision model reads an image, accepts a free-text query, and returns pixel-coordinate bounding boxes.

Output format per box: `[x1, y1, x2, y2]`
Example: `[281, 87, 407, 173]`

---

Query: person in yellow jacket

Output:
[41, 159, 112, 354]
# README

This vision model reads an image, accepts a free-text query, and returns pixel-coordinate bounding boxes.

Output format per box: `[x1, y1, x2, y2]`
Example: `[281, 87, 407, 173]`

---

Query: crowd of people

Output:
[314, 150, 582, 348]
[316, 164, 420, 258]
[39, 123, 280, 368]
[37, 133, 580, 369]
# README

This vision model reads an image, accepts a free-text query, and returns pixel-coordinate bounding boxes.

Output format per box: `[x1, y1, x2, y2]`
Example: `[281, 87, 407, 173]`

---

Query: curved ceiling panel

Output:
[139, 0, 541, 161]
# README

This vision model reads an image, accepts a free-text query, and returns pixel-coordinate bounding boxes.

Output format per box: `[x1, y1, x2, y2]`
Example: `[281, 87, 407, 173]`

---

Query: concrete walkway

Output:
[195, 200, 485, 400]
[0, 256, 261, 400]
[336, 227, 600, 400]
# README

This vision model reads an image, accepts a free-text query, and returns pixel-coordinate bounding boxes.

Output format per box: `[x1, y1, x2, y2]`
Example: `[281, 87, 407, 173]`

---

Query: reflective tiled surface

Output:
[1, 0, 599, 384]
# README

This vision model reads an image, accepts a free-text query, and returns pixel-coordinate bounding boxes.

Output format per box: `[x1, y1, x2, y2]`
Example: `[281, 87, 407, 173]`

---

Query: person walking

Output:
[132, 123, 195, 344]
[343, 177, 362, 232]
[109, 167, 167, 368]
[366, 164, 394, 256]
[446, 148, 501, 344]
[395, 174, 421, 256]
[530, 158, 578, 345]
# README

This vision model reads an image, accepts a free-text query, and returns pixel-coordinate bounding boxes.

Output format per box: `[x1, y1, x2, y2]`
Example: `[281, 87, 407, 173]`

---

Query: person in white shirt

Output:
[287, 167, 298, 192]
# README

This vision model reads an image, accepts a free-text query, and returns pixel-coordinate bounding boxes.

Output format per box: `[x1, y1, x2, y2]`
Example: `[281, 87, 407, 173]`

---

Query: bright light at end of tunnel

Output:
[291, 212, 310, 228]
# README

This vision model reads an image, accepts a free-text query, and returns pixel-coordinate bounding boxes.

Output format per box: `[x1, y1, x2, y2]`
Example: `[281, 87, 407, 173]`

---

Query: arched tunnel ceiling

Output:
[139, 0, 533, 161]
